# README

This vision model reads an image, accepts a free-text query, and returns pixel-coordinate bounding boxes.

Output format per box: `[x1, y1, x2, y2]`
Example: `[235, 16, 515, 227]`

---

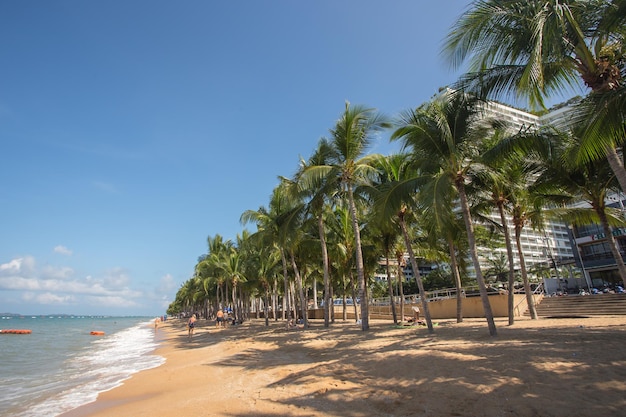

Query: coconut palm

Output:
[392, 90, 500, 336]
[328, 202, 359, 322]
[444, 0, 626, 191]
[300, 102, 390, 331]
[534, 131, 626, 287]
[294, 138, 338, 327]
[418, 169, 469, 323]
[471, 141, 538, 323]
[368, 153, 436, 332]
[241, 184, 295, 322]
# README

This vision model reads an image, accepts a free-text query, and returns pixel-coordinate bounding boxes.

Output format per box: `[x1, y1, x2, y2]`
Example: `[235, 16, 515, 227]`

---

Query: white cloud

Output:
[41, 265, 74, 280]
[160, 273, 176, 292]
[0, 256, 144, 312]
[103, 267, 130, 289]
[53, 245, 73, 256]
[0, 256, 36, 277]
[23, 292, 76, 305]
[85, 295, 139, 308]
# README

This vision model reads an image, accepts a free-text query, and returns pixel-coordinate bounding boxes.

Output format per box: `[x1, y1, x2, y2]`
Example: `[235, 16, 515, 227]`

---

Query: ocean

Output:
[0, 315, 165, 417]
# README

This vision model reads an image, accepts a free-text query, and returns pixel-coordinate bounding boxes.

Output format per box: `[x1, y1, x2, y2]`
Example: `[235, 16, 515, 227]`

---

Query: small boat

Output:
[90, 331, 105, 336]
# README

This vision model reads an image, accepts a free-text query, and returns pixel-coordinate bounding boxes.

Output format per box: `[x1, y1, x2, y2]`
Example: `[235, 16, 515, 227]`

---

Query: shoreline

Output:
[61, 315, 626, 417]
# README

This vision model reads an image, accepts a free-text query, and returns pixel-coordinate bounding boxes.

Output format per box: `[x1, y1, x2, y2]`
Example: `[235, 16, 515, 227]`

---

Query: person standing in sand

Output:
[154, 317, 161, 332]
[188, 314, 196, 340]
[412, 306, 420, 324]
[216, 309, 225, 328]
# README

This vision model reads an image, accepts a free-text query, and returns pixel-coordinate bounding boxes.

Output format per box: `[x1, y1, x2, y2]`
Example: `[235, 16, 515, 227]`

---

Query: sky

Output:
[0, 0, 478, 316]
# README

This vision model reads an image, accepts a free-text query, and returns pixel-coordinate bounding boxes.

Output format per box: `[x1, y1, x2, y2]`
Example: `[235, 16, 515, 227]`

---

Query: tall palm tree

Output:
[301, 102, 390, 331]
[444, 0, 626, 190]
[369, 153, 436, 332]
[294, 138, 337, 327]
[241, 184, 296, 322]
[472, 142, 538, 323]
[329, 202, 359, 322]
[392, 90, 499, 336]
[418, 170, 468, 323]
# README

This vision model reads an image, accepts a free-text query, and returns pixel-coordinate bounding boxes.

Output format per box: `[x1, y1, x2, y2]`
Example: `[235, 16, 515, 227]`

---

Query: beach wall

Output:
[323, 294, 536, 320]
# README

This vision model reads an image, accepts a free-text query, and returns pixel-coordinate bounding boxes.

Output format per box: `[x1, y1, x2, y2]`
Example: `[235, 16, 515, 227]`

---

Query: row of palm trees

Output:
[168, 1, 625, 337]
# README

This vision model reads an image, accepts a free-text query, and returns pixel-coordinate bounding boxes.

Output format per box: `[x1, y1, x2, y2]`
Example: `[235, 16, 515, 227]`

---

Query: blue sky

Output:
[0, 0, 477, 316]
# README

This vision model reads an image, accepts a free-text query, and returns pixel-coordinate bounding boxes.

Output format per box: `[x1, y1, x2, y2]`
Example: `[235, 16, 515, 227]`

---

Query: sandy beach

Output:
[61, 315, 626, 417]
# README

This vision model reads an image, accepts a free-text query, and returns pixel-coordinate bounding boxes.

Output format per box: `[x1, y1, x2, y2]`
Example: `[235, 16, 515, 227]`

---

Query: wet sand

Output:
[61, 315, 626, 417]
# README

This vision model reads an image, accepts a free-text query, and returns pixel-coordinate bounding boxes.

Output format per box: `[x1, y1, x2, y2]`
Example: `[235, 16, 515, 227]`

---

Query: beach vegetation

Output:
[168, 1, 625, 337]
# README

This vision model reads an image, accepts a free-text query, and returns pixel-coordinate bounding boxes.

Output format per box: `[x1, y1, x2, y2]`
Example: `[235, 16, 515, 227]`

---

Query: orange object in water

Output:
[90, 331, 105, 336]
[0, 329, 32, 334]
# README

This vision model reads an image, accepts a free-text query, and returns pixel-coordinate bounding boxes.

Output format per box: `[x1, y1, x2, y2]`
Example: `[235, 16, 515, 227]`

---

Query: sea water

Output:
[0, 316, 165, 417]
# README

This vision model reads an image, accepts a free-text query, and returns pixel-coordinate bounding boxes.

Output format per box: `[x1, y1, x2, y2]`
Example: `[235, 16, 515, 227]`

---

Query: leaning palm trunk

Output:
[457, 182, 497, 336]
[398, 212, 434, 333]
[447, 236, 463, 323]
[597, 208, 626, 287]
[498, 202, 517, 325]
[605, 147, 626, 194]
[514, 228, 537, 319]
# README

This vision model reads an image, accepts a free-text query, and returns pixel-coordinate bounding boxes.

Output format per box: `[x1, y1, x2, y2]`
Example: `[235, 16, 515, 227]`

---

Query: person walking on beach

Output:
[154, 317, 161, 332]
[188, 314, 196, 340]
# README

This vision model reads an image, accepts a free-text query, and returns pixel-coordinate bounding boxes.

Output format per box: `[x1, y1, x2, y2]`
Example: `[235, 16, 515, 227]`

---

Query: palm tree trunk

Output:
[447, 236, 464, 323]
[386, 252, 398, 324]
[398, 213, 434, 333]
[498, 203, 517, 325]
[349, 272, 360, 323]
[597, 207, 626, 286]
[264, 287, 270, 326]
[515, 229, 537, 319]
[605, 146, 626, 194]
[290, 250, 308, 328]
[231, 283, 237, 323]
[272, 278, 278, 321]
[290, 281, 297, 321]
[457, 182, 497, 336]
[280, 249, 290, 321]
[347, 186, 369, 330]
[395, 250, 404, 323]
[318, 215, 331, 327]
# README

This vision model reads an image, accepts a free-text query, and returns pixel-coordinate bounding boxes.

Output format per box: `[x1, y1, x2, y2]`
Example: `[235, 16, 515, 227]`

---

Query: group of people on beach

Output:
[186, 309, 233, 340]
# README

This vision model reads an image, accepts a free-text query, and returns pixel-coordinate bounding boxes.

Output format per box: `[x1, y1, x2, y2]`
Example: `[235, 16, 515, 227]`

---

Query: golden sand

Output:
[61, 315, 626, 417]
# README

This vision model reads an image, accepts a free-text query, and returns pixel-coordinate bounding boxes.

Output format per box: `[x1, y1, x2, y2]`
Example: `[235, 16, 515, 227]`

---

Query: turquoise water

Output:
[0, 316, 164, 417]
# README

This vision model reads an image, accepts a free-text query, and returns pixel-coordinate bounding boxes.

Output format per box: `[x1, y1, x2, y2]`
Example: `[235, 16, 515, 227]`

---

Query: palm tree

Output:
[329, 202, 359, 322]
[241, 185, 294, 322]
[534, 131, 626, 287]
[418, 171, 468, 323]
[369, 153, 436, 332]
[301, 102, 390, 331]
[444, 0, 626, 191]
[472, 142, 539, 323]
[219, 242, 246, 323]
[294, 138, 337, 327]
[392, 90, 499, 336]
